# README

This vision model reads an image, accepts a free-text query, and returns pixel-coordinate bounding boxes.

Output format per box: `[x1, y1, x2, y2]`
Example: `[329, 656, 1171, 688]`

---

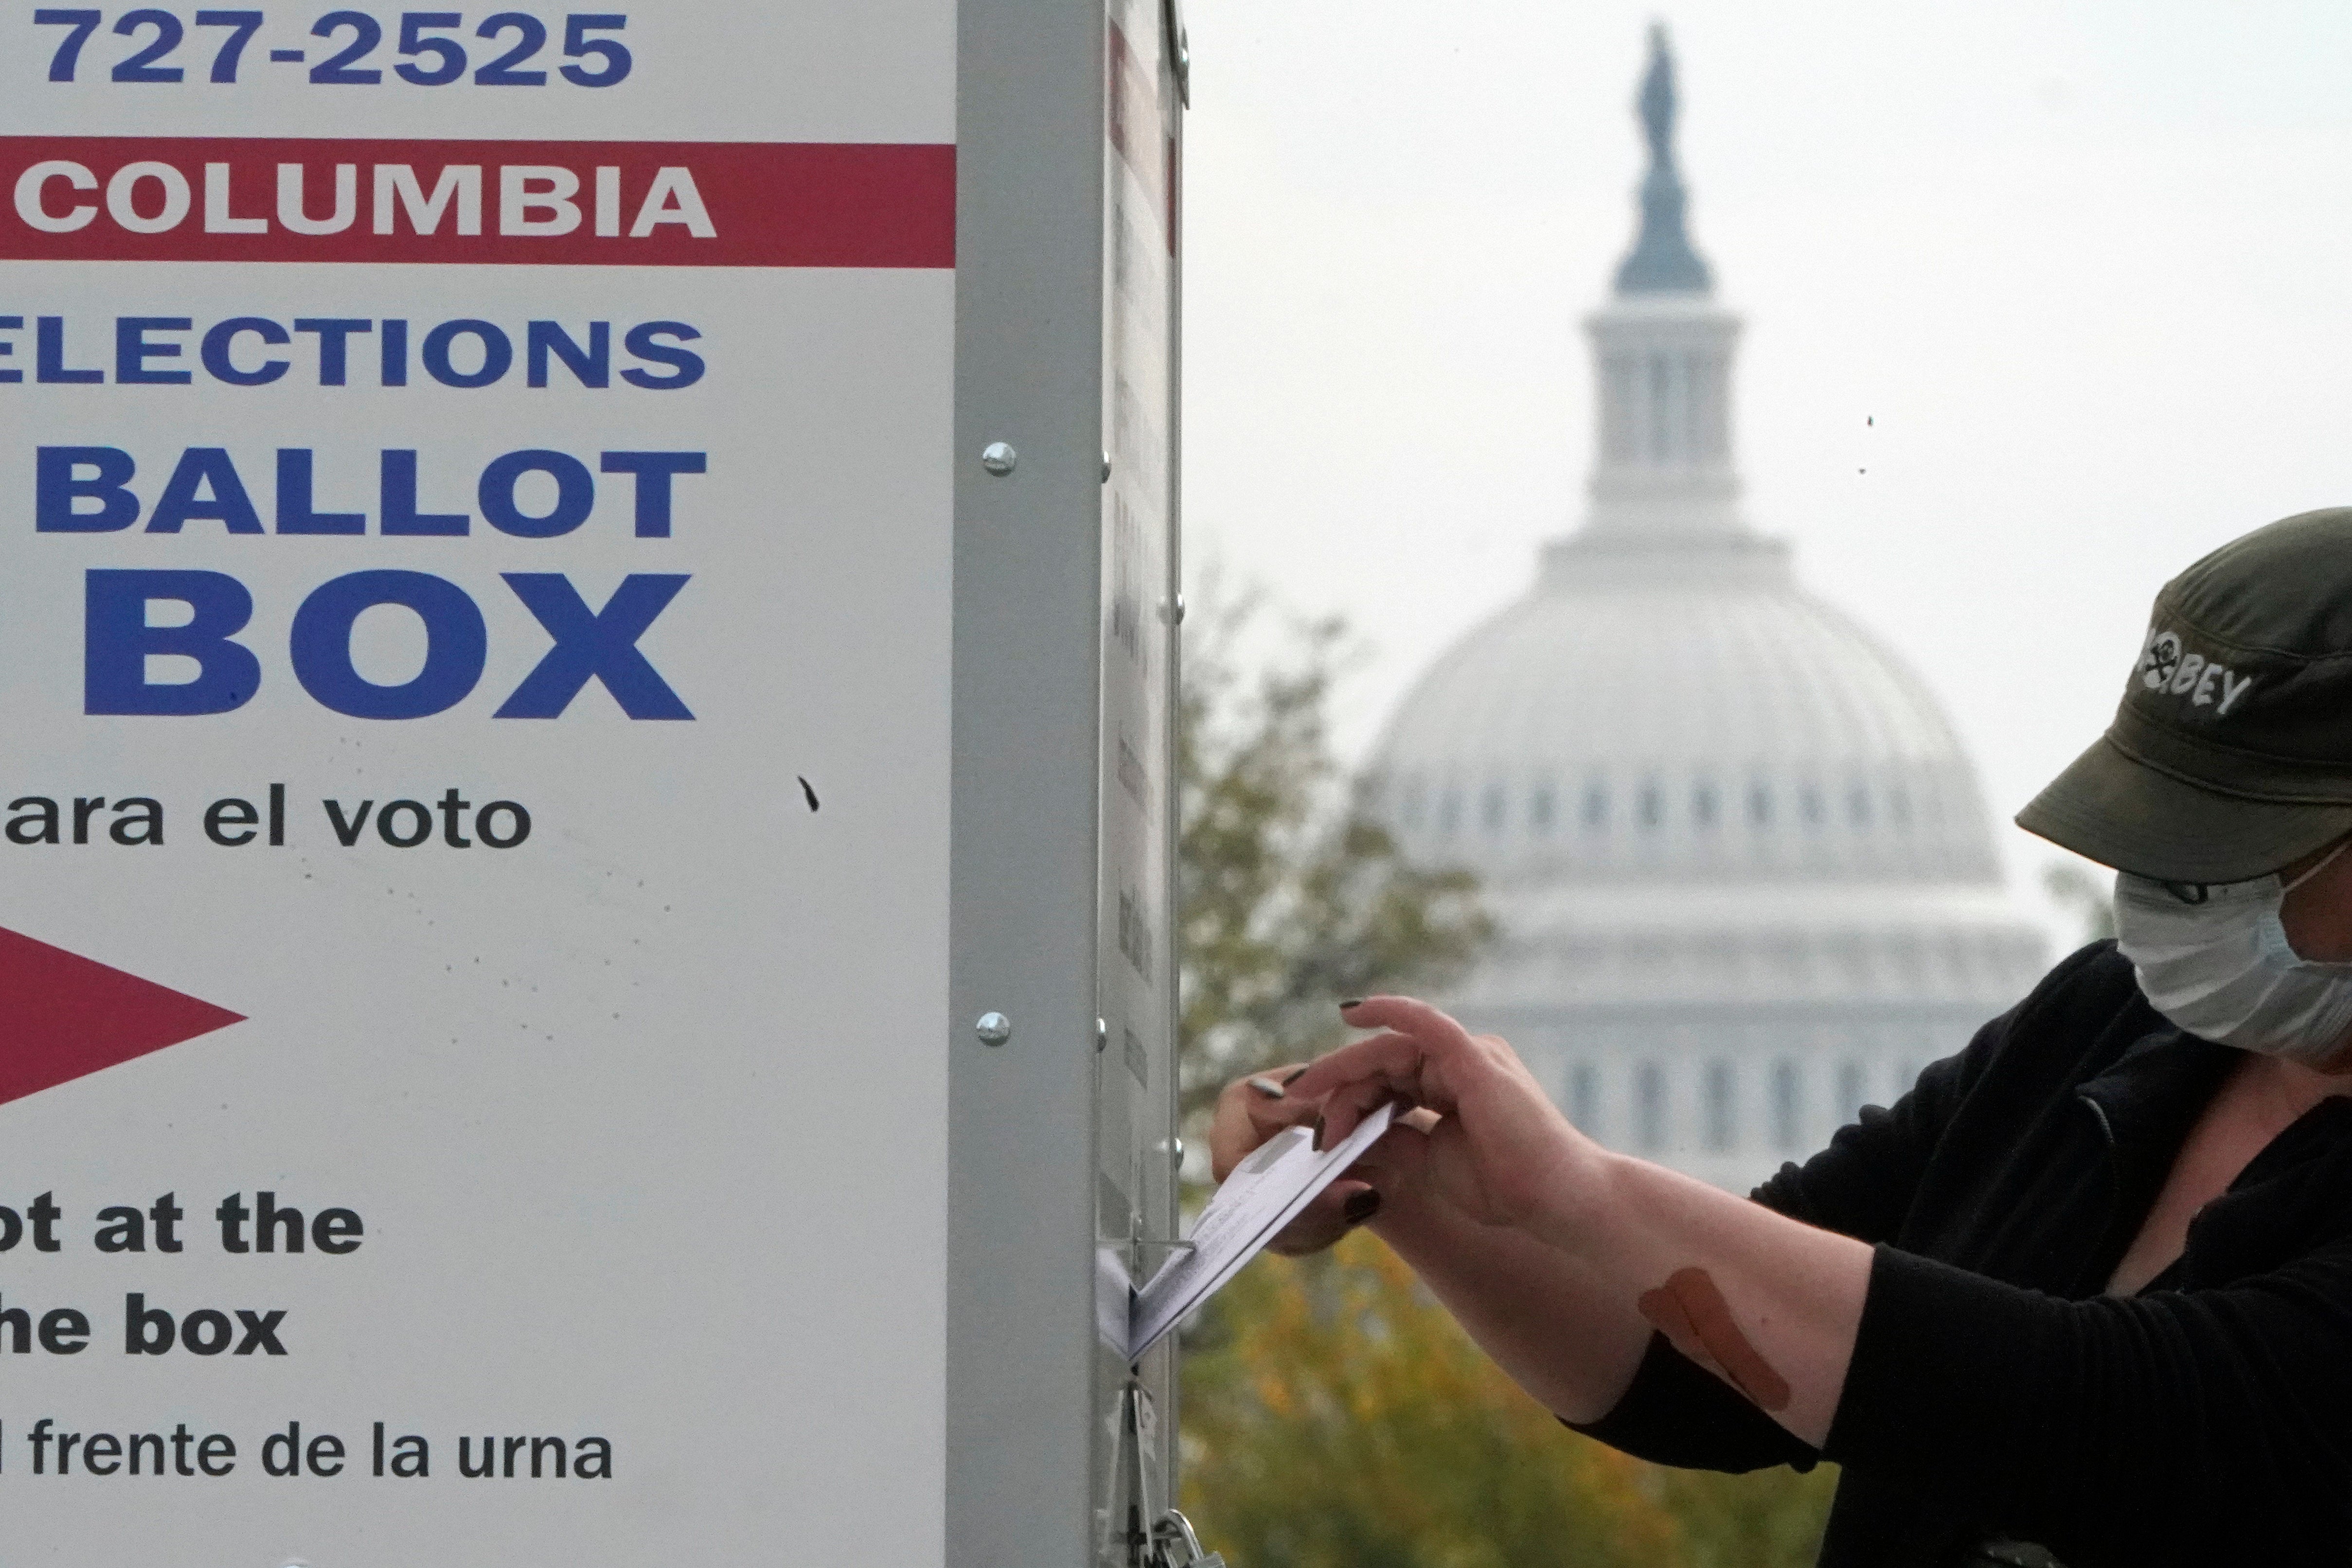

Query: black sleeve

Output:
[1568, 946, 2119, 1475]
[1825, 1243, 2352, 1561]
[1561, 1057, 1973, 1474]
[1756, 941, 2121, 1241]
[1567, 1330, 1821, 1473]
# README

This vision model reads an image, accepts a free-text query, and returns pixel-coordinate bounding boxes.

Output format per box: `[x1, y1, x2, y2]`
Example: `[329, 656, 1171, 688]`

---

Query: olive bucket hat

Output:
[2018, 507, 2352, 883]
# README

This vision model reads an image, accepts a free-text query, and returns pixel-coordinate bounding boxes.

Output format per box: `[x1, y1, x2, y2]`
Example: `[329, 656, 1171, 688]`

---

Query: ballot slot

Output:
[1126, 1104, 1394, 1361]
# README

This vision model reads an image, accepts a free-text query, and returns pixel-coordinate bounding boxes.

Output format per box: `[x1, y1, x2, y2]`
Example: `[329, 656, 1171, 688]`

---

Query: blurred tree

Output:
[1176, 594, 1838, 1568]
[1180, 1230, 1838, 1568]
[1177, 590, 1490, 1120]
[1650, 1462, 1843, 1568]
[1181, 1230, 1679, 1568]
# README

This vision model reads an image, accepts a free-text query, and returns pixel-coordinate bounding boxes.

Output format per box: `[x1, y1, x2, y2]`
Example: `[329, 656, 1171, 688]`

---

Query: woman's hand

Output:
[1286, 996, 1872, 1447]
[1288, 996, 1603, 1237]
[1206, 1063, 1381, 1255]
[1203, 994, 1586, 1252]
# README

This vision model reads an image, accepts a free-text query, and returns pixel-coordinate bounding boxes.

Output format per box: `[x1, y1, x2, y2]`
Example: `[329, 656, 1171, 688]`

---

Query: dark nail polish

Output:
[1339, 998, 1365, 1010]
[1282, 1066, 1310, 1086]
[1343, 1190, 1382, 1225]
[1312, 1114, 1326, 1152]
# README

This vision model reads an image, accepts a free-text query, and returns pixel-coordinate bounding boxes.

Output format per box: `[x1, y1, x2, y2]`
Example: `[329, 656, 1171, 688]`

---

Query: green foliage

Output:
[1180, 1230, 1678, 1568]
[1178, 592, 1491, 1120]
[1180, 1231, 1838, 1568]
[1651, 1461, 1844, 1568]
[1175, 596, 1839, 1567]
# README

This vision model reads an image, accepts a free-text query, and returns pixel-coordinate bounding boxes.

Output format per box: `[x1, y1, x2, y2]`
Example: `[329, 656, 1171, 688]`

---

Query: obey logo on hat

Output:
[2135, 626, 2256, 716]
[2022, 509, 2352, 885]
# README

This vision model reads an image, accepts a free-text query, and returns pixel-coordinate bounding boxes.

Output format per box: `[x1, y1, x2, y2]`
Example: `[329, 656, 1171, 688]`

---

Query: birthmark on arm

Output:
[798, 776, 820, 812]
[1637, 1267, 1792, 1412]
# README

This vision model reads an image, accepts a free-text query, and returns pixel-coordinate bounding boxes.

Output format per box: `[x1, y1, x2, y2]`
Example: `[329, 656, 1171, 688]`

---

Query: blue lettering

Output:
[497, 573, 692, 720]
[37, 316, 102, 384]
[290, 570, 486, 719]
[149, 448, 263, 534]
[620, 322, 703, 389]
[380, 450, 468, 535]
[479, 449, 594, 538]
[293, 318, 374, 387]
[116, 317, 193, 386]
[527, 321, 610, 388]
[422, 320, 512, 389]
[200, 317, 291, 387]
[85, 569, 261, 715]
[381, 318, 409, 387]
[597, 451, 706, 538]
[276, 449, 366, 534]
[37, 446, 140, 531]
[8, 318, 699, 389]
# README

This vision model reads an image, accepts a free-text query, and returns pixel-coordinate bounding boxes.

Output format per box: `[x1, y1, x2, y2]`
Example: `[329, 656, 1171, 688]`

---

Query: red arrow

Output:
[0, 926, 244, 1108]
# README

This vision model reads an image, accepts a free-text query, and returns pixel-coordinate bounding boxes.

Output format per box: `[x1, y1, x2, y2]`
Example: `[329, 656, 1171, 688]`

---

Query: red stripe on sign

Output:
[0, 925, 244, 1108]
[0, 138, 955, 268]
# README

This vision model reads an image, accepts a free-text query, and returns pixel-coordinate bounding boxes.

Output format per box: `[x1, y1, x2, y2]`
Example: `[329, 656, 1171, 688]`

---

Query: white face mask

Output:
[2112, 841, 2352, 1061]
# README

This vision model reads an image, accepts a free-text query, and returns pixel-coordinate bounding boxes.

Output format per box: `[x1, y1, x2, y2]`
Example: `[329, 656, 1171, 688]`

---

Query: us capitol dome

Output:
[1368, 28, 2048, 1192]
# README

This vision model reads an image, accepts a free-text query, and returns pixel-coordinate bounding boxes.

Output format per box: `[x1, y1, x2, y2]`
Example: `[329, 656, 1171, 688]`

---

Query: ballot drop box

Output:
[0, 0, 1186, 1560]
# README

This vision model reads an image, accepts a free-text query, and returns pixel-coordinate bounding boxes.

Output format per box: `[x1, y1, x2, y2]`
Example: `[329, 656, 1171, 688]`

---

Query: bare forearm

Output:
[1531, 1151, 1872, 1447]
[1369, 1183, 1652, 1424]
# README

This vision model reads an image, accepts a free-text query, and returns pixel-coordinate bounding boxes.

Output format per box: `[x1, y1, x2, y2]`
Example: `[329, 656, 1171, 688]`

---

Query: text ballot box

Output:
[0, 0, 1182, 1562]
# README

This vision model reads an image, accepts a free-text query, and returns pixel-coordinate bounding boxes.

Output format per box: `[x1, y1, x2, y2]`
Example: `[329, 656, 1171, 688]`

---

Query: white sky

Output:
[1177, 0, 2352, 938]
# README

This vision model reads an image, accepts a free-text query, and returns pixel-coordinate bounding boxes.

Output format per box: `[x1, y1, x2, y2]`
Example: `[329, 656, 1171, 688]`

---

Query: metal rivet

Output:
[980, 441, 1017, 476]
[1101, 451, 1113, 483]
[1095, 1017, 1109, 1053]
[976, 1011, 1012, 1046]
[1171, 1137, 1186, 1163]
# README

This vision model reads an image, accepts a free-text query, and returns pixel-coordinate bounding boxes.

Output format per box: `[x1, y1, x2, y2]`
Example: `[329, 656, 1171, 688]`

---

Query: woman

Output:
[1212, 510, 2352, 1568]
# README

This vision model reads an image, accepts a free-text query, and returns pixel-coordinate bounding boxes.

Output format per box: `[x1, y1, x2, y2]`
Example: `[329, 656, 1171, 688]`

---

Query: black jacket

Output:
[1574, 941, 2352, 1567]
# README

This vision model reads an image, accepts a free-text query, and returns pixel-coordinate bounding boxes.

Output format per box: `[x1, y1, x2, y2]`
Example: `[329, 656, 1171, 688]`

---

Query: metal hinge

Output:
[1153, 1509, 1226, 1568]
[1159, 0, 1191, 107]
[1113, 1382, 1229, 1567]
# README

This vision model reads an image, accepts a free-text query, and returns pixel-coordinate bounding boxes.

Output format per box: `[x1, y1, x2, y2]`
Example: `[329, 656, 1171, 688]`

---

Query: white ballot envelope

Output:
[1126, 1103, 1395, 1360]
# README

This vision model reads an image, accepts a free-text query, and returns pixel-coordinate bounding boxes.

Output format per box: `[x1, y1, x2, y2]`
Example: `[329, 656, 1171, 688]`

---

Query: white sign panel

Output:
[0, 3, 958, 1560]
[1088, 0, 1182, 1552]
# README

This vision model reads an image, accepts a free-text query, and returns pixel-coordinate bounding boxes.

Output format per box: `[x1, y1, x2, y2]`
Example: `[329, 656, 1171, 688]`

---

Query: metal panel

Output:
[0, 4, 960, 1561]
[1091, 0, 1186, 1554]
[947, 0, 1186, 1559]
[948, 0, 1111, 1563]
[0, 0, 1180, 1555]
